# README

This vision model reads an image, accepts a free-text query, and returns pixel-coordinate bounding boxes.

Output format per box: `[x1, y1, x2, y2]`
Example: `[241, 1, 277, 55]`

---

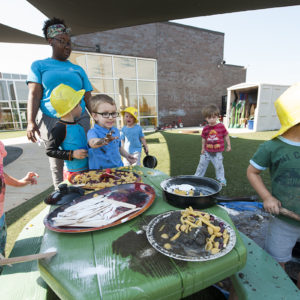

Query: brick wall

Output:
[72, 22, 246, 126]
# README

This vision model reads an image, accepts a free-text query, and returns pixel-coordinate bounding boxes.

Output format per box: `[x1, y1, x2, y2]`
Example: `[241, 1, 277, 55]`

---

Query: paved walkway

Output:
[3, 136, 52, 212]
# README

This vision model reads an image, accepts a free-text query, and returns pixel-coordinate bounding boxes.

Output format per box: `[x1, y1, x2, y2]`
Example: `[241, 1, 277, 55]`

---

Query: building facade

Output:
[72, 22, 246, 127]
[0, 72, 28, 130]
[0, 22, 246, 130]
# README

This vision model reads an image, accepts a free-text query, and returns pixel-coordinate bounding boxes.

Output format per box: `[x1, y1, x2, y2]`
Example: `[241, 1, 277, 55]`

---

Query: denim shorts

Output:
[264, 216, 300, 263]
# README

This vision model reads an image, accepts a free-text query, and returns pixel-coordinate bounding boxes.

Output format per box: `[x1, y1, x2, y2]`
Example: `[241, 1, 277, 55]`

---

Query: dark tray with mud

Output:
[146, 210, 236, 261]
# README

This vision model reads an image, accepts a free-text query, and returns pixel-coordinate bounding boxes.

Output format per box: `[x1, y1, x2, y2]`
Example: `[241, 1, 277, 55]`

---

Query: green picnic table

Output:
[38, 166, 247, 300]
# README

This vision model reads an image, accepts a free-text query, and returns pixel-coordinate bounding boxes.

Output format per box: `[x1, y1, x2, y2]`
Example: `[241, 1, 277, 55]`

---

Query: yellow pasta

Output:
[158, 207, 229, 255]
[71, 169, 140, 189]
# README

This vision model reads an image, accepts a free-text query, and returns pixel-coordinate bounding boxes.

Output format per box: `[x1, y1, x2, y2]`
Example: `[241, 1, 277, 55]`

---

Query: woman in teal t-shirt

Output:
[26, 17, 93, 189]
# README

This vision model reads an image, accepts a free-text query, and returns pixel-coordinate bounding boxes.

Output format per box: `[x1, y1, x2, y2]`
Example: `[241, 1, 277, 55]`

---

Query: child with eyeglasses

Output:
[87, 94, 137, 170]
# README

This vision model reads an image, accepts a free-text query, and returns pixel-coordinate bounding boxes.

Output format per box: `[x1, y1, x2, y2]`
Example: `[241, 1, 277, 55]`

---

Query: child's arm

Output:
[4, 172, 38, 187]
[141, 137, 148, 153]
[247, 164, 281, 214]
[46, 124, 87, 160]
[225, 134, 231, 152]
[201, 138, 206, 154]
[120, 146, 137, 165]
[89, 130, 118, 149]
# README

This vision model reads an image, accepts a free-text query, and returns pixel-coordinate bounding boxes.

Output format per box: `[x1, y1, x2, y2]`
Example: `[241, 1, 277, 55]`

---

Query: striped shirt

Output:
[201, 123, 228, 152]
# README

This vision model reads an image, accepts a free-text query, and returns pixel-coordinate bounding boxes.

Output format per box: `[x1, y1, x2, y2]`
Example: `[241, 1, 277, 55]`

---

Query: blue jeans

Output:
[194, 151, 226, 183]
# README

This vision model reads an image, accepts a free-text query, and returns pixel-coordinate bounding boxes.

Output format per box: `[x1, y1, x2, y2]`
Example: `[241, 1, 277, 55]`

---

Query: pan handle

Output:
[143, 145, 149, 155]
[213, 195, 259, 202]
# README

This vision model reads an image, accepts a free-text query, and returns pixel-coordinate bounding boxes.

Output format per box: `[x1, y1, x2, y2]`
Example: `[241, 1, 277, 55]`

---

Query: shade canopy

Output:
[28, 0, 300, 35]
[0, 23, 46, 44]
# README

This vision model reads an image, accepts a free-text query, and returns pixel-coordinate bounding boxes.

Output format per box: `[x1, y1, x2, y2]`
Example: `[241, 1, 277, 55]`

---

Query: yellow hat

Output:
[50, 84, 85, 118]
[272, 82, 300, 139]
[121, 107, 138, 121]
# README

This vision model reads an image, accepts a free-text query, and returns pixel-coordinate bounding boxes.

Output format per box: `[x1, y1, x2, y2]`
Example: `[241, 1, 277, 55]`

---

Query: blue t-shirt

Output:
[87, 125, 123, 170]
[120, 125, 144, 154]
[27, 58, 93, 118]
[62, 124, 89, 172]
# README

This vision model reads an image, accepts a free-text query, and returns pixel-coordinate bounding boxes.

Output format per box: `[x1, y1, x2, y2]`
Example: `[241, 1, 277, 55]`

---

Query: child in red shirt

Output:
[195, 105, 231, 185]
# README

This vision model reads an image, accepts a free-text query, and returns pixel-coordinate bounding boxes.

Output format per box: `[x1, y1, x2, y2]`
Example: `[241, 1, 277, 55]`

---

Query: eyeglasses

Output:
[52, 38, 72, 47]
[93, 112, 120, 118]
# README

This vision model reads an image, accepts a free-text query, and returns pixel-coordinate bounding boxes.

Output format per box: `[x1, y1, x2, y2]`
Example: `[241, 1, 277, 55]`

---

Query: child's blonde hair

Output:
[90, 94, 116, 112]
[202, 105, 220, 119]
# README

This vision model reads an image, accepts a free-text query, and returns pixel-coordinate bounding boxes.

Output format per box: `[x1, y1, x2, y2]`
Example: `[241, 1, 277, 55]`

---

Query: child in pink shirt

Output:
[195, 105, 231, 185]
[0, 114, 38, 272]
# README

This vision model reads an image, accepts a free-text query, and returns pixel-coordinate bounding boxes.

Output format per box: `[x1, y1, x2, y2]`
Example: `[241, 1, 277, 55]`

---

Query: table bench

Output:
[230, 232, 300, 300]
[0, 207, 59, 300]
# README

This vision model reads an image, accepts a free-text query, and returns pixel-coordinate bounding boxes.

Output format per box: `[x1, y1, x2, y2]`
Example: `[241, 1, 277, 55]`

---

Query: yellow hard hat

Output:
[272, 82, 300, 139]
[121, 107, 138, 121]
[50, 84, 85, 118]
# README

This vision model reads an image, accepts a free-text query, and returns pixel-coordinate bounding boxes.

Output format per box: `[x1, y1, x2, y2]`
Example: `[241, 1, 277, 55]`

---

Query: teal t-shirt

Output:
[27, 58, 93, 118]
[250, 136, 300, 226]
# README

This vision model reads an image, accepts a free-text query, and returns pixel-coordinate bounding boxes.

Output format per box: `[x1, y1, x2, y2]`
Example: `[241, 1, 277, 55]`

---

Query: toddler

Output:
[195, 104, 231, 185]
[121, 107, 148, 166]
[247, 83, 300, 288]
[0, 109, 38, 271]
[46, 84, 88, 182]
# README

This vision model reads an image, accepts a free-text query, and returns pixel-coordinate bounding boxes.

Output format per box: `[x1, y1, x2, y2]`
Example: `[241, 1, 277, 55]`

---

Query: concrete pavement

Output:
[3, 136, 52, 212]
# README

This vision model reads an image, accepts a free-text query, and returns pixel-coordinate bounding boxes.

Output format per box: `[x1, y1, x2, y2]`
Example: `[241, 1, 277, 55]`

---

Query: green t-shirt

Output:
[250, 136, 300, 227]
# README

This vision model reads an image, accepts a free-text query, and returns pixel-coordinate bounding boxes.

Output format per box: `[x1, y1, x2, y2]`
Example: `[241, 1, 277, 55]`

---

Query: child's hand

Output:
[94, 138, 109, 147]
[95, 136, 118, 147]
[21, 172, 39, 186]
[143, 145, 149, 154]
[201, 148, 205, 155]
[127, 154, 137, 165]
[226, 145, 231, 152]
[73, 149, 88, 160]
[263, 195, 281, 215]
[105, 136, 118, 143]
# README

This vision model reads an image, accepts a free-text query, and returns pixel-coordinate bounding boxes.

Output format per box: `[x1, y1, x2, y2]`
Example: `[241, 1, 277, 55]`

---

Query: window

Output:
[70, 52, 87, 71]
[114, 57, 136, 79]
[15, 81, 28, 100]
[0, 81, 9, 100]
[8, 81, 16, 100]
[137, 59, 156, 80]
[87, 55, 113, 77]
[70, 52, 158, 129]
[90, 79, 114, 94]
[139, 95, 157, 116]
[138, 81, 156, 95]
[0, 74, 28, 130]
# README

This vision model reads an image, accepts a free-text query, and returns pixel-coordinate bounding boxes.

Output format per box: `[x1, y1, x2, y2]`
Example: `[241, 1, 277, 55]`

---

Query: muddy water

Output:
[224, 207, 300, 281]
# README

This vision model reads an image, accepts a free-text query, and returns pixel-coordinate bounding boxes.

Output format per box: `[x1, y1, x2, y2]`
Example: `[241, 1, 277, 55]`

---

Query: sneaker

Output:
[219, 180, 227, 186]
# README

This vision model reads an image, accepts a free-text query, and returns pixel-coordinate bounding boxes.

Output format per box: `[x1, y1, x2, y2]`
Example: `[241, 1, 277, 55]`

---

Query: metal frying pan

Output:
[160, 175, 258, 209]
[143, 150, 157, 169]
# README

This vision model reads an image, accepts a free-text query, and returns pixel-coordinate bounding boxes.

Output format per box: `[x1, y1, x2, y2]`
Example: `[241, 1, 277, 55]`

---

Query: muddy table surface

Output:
[39, 166, 247, 300]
